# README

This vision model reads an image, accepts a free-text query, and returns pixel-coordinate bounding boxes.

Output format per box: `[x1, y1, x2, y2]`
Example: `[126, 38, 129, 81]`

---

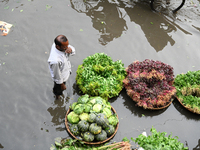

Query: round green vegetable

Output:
[89, 123, 102, 135]
[95, 130, 107, 141]
[88, 113, 96, 123]
[84, 103, 92, 113]
[69, 124, 79, 136]
[67, 111, 80, 124]
[108, 114, 119, 126]
[74, 104, 84, 115]
[83, 131, 95, 142]
[95, 113, 109, 126]
[93, 104, 102, 113]
[70, 102, 77, 110]
[105, 125, 115, 137]
[77, 94, 89, 104]
[77, 120, 89, 132]
[79, 113, 89, 121]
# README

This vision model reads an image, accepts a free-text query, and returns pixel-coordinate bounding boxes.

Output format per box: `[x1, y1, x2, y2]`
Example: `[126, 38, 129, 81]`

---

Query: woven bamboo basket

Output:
[145, 98, 174, 110]
[65, 106, 119, 144]
[176, 96, 200, 114]
[130, 95, 174, 110]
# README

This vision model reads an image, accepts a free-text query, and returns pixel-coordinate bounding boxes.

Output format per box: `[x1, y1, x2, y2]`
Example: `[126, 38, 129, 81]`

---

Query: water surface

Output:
[0, 0, 200, 149]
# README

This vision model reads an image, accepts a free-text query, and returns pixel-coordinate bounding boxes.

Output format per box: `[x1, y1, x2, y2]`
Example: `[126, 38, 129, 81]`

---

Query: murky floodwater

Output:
[0, 0, 200, 149]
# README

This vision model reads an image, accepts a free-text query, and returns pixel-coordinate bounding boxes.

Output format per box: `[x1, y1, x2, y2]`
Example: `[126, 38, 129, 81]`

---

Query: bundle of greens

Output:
[174, 70, 200, 114]
[50, 137, 131, 150]
[67, 94, 119, 143]
[123, 59, 176, 109]
[133, 127, 188, 150]
[76, 53, 127, 100]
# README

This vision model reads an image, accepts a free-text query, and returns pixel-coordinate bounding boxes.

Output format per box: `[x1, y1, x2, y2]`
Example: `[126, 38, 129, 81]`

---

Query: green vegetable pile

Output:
[67, 94, 119, 143]
[133, 127, 188, 150]
[76, 53, 127, 100]
[174, 70, 200, 114]
[50, 137, 131, 150]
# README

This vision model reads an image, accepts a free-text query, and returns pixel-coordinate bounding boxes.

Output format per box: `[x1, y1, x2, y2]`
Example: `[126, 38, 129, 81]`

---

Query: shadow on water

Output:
[119, 88, 169, 117]
[0, 144, 4, 149]
[193, 139, 200, 150]
[47, 96, 70, 131]
[70, 0, 188, 51]
[172, 98, 200, 120]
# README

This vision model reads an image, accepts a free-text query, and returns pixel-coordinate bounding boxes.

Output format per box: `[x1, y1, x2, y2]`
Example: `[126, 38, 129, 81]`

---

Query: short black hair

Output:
[54, 35, 68, 46]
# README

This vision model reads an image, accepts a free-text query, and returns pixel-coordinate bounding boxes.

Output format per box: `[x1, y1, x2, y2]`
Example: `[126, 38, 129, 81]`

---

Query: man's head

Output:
[54, 35, 69, 52]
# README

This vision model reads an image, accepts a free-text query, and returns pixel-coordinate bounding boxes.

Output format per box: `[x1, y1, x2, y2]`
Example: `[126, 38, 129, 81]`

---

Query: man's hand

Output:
[65, 47, 72, 54]
[61, 83, 66, 90]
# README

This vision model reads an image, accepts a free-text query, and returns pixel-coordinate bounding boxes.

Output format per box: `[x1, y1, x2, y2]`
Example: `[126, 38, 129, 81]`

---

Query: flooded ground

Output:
[0, 0, 200, 149]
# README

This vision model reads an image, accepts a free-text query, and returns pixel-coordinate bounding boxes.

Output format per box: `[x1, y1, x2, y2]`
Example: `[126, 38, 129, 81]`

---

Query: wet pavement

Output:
[0, 0, 200, 149]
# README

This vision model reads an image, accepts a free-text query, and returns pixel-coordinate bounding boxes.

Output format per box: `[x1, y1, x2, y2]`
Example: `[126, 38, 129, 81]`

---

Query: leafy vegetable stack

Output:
[67, 94, 119, 143]
[76, 53, 127, 100]
[133, 127, 188, 150]
[174, 70, 200, 114]
[123, 59, 176, 109]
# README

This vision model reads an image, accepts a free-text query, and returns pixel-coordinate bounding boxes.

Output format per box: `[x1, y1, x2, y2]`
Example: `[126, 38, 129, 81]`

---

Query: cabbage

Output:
[79, 113, 89, 121]
[84, 103, 92, 113]
[67, 111, 79, 124]
[95, 97, 104, 104]
[102, 107, 112, 118]
[77, 94, 89, 104]
[88, 97, 96, 105]
[70, 102, 77, 110]
[108, 114, 119, 126]
[74, 104, 84, 115]
[93, 104, 102, 113]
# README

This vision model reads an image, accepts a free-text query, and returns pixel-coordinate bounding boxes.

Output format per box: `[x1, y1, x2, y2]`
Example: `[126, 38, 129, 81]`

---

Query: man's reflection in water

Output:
[70, 0, 179, 51]
[47, 96, 69, 131]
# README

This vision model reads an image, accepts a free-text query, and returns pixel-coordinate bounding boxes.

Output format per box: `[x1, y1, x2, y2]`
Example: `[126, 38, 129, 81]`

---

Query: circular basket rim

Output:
[176, 96, 200, 115]
[130, 96, 174, 110]
[65, 106, 119, 145]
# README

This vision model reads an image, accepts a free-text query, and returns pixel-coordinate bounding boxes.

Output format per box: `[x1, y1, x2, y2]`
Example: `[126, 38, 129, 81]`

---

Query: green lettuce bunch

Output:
[76, 53, 127, 100]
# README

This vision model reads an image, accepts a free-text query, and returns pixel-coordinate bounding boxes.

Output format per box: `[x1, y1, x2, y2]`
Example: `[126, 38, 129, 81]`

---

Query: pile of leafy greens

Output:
[76, 53, 127, 100]
[123, 59, 176, 109]
[174, 70, 200, 114]
[133, 127, 188, 150]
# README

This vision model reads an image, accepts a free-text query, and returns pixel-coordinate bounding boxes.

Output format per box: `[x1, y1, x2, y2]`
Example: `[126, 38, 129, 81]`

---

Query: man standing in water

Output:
[48, 35, 75, 99]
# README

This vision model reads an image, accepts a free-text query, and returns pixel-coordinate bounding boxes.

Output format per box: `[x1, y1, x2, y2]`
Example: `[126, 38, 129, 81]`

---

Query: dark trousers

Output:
[53, 82, 66, 96]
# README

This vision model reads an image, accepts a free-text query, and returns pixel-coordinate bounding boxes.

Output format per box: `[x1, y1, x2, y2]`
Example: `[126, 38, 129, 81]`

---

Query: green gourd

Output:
[83, 131, 95, 142]
[89, 123, 102, 135]
[95, 113, 109, 126]
[69, 124, 80, 136]
[88, 113, 96, 123]
[96, 130, 107, 141]
[77, 120, 89, 132]
[105, 125, 115, 137]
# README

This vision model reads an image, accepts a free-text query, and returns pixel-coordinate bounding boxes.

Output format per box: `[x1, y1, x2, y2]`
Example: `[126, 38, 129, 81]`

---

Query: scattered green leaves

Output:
[50, 137, 131, 150]
[46, 4, 52, 10]
[4, 6, 9, 9]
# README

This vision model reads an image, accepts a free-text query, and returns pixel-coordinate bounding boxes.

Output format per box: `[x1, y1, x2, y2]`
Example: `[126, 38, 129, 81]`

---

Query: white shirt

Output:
[48, 43, 75, 84]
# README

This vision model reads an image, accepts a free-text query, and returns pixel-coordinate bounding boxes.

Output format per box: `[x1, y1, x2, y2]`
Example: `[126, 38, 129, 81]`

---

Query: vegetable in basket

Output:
[79, 113, 89, 121]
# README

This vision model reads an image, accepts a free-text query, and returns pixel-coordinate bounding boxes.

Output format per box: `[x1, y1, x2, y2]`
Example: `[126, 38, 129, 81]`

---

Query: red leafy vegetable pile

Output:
[123, 59, 176, 109]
